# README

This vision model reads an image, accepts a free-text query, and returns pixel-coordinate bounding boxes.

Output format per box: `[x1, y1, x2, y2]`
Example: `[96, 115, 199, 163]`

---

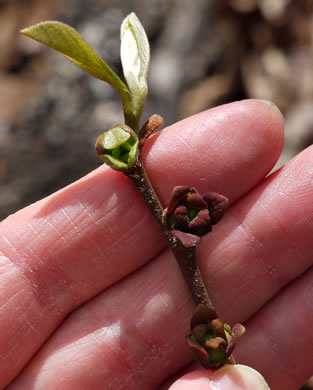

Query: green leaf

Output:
[101, 126, 131, 149]
[102, 154, 129, 170]
[120, 13, 150, 130]
[208, 346, 226, 365]
[224, 324, 232, 343]
[21, 21, 129, 95]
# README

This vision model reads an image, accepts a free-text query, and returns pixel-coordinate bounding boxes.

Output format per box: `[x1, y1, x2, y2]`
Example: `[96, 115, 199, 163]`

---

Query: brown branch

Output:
[125, 159, 213, 309]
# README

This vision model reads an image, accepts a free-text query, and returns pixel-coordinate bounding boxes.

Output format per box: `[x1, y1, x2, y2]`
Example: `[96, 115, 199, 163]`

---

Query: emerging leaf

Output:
[120, 13, 150, 130]
[95, 124, 138, 171]
[21, 21, 129, 96]
[101, 126, 131, 149]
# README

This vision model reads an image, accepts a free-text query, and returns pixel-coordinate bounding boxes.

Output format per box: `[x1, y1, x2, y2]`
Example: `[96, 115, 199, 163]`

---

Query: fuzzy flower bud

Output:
[162, 186, 229, 247]
[186, 304, 245, 369]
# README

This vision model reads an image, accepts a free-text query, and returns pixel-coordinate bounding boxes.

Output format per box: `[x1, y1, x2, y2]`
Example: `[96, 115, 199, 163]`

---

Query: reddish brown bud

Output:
[188, 209, 211, 235]
[226, 323, 246, 357]
[186, 336, 211, 368]
[163, 187, 229, 247]
[192, 324, 209, 344]
[203, 192, 229, 225]
[205, 336, 227, 350]
[190, 304, 217, 328]
[139, 114, 164, 147]
[166, 186, 190, 214]
[186, 304, 245, 369]
[169, 230, 200, 247]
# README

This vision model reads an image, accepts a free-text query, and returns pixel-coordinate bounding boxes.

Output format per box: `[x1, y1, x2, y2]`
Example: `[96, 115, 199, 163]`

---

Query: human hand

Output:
[0, 100, 312, 389]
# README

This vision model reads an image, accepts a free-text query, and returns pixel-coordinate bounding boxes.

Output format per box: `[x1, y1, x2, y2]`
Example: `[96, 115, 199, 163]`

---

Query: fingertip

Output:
[169, 365, 270, 390]
[168, 370, 214, 390]
[243, 99, 284, 125]
[239, 99, 285, 151]
[211, 364, 270, 390]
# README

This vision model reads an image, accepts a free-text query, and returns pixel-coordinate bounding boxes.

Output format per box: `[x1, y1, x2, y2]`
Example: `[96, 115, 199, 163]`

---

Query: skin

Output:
[0, 100, 312, 389]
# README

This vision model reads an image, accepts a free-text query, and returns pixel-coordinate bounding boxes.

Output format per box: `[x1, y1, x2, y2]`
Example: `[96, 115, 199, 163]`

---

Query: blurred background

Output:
[0, 0, 312, 388]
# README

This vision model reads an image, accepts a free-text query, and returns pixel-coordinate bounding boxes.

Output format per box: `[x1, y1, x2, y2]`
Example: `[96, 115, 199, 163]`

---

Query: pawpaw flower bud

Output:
[95, 124, 138, 170]
[162, 186, 228, 247]
[186, 304, 245, 369]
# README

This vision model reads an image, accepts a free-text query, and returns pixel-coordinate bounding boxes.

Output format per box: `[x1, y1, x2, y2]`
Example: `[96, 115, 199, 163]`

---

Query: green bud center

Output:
[204, 332, 226, 364]
[187, 208, 199, 222]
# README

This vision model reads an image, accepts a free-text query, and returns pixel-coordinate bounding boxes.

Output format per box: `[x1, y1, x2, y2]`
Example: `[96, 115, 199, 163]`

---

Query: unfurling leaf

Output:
[95, 124, 138, 171]
[21, 21, 129, 96]
[120, 12, 150, 130]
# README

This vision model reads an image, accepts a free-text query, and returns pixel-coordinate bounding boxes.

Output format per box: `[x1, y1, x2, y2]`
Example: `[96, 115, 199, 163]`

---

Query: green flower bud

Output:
[95, 124, 138, 170]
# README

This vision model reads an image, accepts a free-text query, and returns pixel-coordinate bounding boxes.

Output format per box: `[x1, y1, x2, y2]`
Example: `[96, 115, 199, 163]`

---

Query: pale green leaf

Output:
[120, 13, 150, 125]
[21, 21, 128, 94]
[101, 127, 131, 149]
[102, 154, 128, 170]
